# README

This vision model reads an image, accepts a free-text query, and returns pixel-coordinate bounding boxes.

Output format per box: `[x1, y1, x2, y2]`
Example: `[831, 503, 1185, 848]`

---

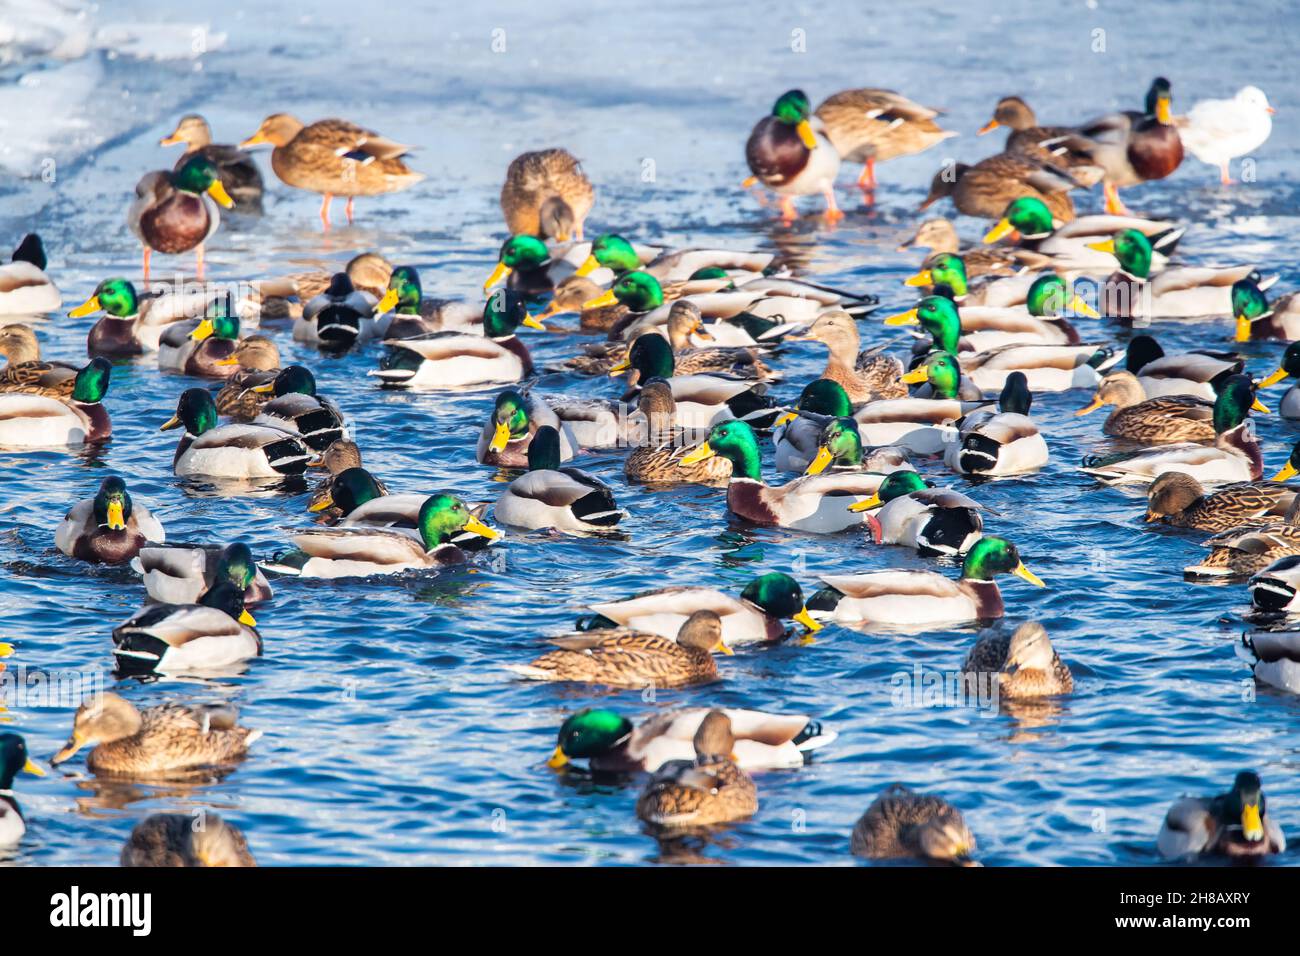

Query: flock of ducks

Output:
[0, 73, 1292, 866]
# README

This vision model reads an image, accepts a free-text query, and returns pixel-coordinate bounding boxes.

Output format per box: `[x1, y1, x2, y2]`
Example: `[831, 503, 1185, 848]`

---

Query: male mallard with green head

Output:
[744, 90, 843, 223]
[1158, 771, 1285, 860]
[55, 476, 164, 565]
[128, 155, 234, 282]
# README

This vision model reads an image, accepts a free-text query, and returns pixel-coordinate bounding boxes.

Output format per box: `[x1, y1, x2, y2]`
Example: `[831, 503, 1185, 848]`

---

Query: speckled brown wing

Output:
[626, 436, 732, 485]
[1175, 482, 1297, 532]
[1194, 524, 1300, 576]
[850, 785, 957, 859]
[1002, 656, 1074, 698]
[636, 758, 757, 827]
[121, 813, 257, 867]
[1105, 395, 1215, 442]
[815, 89, 953, 163]
[853, 353, 907, 400]
[88, 703, 259, 777]
[521, 631, 718, 688]
[215, 369, 279, 421]
[274, 119, 422, 196]
[500, 149, 595, 236]
[674, 347, 771, 379]
[962, 633, 1010, 674]
[0, 361, 79, 397]
[954, 153, 1078, 220]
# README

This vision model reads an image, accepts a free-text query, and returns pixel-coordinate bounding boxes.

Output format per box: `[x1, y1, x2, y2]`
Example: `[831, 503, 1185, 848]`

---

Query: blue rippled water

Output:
[1, 0, 1298, 866]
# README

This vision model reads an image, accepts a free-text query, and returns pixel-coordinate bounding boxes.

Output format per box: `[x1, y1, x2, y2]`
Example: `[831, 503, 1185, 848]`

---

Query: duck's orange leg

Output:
[779, 197, 798, 223]
[320, 193, 333, 230]
[195, 244, 205, 282]
[822, 185, 845, 223]
[1103, 181, 1132, 216]
[856, 157, 877, 190]
[142, 247, 151, 285]
[345, 196, 355, 224]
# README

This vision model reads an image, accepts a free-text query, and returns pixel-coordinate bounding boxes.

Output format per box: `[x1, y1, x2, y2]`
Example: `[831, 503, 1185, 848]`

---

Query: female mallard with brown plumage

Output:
[1144, 471, 1298, 532]
[214, 335, 282, 420]
[1057, 77, 1184, 216]
[635, 710, 758, 828]
[623, 379, 731, 485]
[51, 692, 261, 777]
[0, 324, 79, 396]
[663, 301, 774, 379]
[961, 621, 1073, 699]
[851, 785, 978, 865]
[792, 311, 906, 402]
[506, 610, 729, 688]
[160, 114, 264, 213]
[55, 476, 164, 565]
[744, 90, 843, 222]
[1186, 512, 1300, 579]
[814, 87, 956, 193]
[240, 114, 424, 229]
[500, 149, 594, 241]
[128, 155, 234, 282]
[977, 96, 1101, 177]
[1157, 771, 1285, 860]
[919, 152, 1083, 221]
[1075, 371, 1215, 443]
[122, 812, 256, 867]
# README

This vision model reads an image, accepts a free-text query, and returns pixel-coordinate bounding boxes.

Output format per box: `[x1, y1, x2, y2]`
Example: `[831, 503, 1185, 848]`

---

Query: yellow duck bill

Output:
[983, 218, 1016, 244]
[1013, 562, 1046, 587]
[883, 308, 920, 327]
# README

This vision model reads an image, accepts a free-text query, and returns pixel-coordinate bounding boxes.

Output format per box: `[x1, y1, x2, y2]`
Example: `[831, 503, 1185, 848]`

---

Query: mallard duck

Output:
[743, 89, 843, 222]
[121, 812, 257, 867]
[790, 311, 906, 401]
[614, 333, 774, 430]
[1232, 275, 1300, 343]
[635, 710, 758, 828]
[239, 114, 423, 228]
[899, 219, 1051, 281]
[246, 252, 393, 322]
[1080, 376, 1266, 485]
[850, 785, 978, 865]
[483, 235, 575, 297]
[293, 273, 379, 350]
[1122, 334, 1242, 401]
[547, 706, 835, 772]
[132, 541, 272, 606]
[910, 256, 1099, 320]
[495, 426, 625, 533]
[887, 284, 1086, 353]
[1239, 630, 1300, 694]
[213, 335, 282, 420]
[540, 276, 628, 336]
[1157, 771, 1285, 859]
[853, 354, 990, 452]
[50, 692, 261, 776]
[802, 416, 913, 479]
[587, 571, 820, 646]
[1188, 517, 1300, 579]
[1144, 472, 1298, 531]
[1057, 77, 1184, 215]
[128, 155, 234, 281]
[1092, 230, 1264, 321]
[157, 302, 242, 379]
[0, 356, 111, 447]
[372, 266, 482, 340]
[978, 96, 1100, 175]
[1177, 87, 1274, 184]
[889, 295, 1114, 394]
[943, 371, 1049, 476]
[307, 469, 491, 553]
[574, 233, 773, 284]
[306, 439, 382, 512]
[813, 88, 956, 192]
[55, 476, 164, 565]
[506, 610, 728, 688]
[662, 301, 774, 379]
[264, 493, 499, 578]
[962, 621, 1073, 698]
[848, 470, 984, 555]
[773, 379, 918, 473]
[982, 195, 1184, 272]
[1250, 554, 1300, 614]
[919, 152, 1083, 221]
[247, 365, 348, 451]
[681, 419, 884, 533]
[624, 379, 733, 485]
[809, 535, 1044, 625]
[160, 114, 264, 213]
[475, 388, 578, 467]
[0, 734, 43, 848]
[1075, 371, 1216, 442]
[374, 290, 542, 388]
[500, 149, 594, 240]
[111, 581, 260, 676]
[0, 234, 60, 315]
[162, 387, 312, 478]
[0, 324, 80, 396]
[70, 278, 222, 356]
